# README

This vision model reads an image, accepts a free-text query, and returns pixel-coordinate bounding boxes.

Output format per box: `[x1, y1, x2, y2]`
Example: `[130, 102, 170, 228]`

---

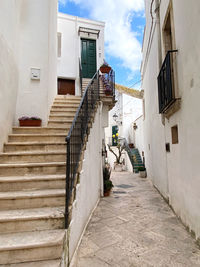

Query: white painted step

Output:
[0, 206, 64, 233]
[4, 259, 61, 267]
[0, 174, 65, 191]
[0, 229, 65, 265]
[0, 189, 65, 210]
[0, 162, 66, 176]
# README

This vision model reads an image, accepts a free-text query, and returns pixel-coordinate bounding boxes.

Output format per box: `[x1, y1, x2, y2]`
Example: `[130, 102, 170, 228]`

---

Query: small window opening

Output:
[171, 125, 178, 144]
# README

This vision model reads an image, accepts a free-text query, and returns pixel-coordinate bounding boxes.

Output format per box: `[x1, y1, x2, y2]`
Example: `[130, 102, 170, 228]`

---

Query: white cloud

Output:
[58, 0, 67, 6]
[59, 0, 144, 77]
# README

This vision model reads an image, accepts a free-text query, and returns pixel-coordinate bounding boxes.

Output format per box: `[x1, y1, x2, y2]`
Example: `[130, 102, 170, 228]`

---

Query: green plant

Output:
[103, 164, 113, 193]
[104, 179, 113, 192]
[138, 166, 146, 172]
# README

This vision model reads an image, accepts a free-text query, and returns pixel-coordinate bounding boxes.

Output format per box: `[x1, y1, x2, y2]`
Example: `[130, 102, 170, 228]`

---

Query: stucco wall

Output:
[67, 104, 104, 264]
[142, 0, 200, 238]
[15, 0, 57, 126]
[134, 115, 144, 158]
[57, 13, 105, 95]
[0, 0, 21, 151]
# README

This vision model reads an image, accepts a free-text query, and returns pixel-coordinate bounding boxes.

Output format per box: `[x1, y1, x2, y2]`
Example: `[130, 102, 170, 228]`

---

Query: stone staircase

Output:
[130, 148, 145, 173]
[0, 95, 81, 266]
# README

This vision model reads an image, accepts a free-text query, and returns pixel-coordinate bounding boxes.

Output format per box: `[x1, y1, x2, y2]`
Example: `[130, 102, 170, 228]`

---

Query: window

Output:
[171, 125, 178, 144]
[158, 5, 180, 117]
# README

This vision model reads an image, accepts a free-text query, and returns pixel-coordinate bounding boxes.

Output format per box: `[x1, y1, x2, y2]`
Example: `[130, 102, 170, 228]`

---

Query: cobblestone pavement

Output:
[71, 172, 200, 267]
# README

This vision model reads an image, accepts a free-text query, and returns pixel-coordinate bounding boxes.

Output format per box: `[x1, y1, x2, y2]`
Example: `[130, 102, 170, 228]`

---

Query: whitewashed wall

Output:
[63, 103, 109, 265]
[0, 0, 20, 151]
[57, 13, 105, 95]
[142, 0, 200, 239]
[134, 115, 144, 157]
[15, 0, 57, 126]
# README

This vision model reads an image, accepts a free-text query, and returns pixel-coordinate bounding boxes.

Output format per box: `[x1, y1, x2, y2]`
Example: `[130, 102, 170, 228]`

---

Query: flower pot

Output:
[104, 189, 111, 197]
[100, 66, 111, 74]
[114, 163, 123, 172]
[19, 119, 42, 127]
[139, 170, 147, 178]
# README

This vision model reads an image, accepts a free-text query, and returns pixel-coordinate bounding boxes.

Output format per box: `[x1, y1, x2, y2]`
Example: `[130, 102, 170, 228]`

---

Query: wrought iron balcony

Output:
[157, 50, 178, 113]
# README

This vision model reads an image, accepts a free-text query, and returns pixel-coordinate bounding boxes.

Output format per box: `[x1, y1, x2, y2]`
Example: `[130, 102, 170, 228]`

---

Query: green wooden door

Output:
[81, 39, 96, 78]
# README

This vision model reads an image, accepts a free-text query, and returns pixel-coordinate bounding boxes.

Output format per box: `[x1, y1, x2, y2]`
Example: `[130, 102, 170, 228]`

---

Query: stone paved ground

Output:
[71, 172, 200, 267]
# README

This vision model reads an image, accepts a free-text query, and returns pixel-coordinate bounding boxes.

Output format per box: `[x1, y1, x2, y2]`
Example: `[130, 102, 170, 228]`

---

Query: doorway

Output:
[57, 78, 75, 95]
[81, 39, 96, 78]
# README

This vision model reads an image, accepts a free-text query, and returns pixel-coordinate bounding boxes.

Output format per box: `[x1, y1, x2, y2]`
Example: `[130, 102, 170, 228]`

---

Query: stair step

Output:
[0, 207, 64, 233]
[0, 162, 66, 176]
[54, 100, 80, 105]
[4, 142, 67, 152]
[0, 174, 65, 191]
[0, 151, 66, 164]
[52, 104, 79, 108]
[50, 111, 76, 116]
[0, 229, 65, 265]
[51, 108, 77, 113]
[49, 115, 75, 120]
[8, 134, 66, 143]
[48, 120, 73, 127]
[4, 259, 61, 267]
[12, 127, 69, 134]
[0, 189, 65, 210]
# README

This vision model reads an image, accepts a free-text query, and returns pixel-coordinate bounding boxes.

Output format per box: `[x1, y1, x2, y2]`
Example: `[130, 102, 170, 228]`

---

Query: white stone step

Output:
[50, 111, 76, 116]
[12, 127, 69, 135]
[0, 229, 65, 265]
[52, 104, 79, 109]
[0, 174, 65, 191]
[4, 142, 66, 152]
[8, 134, 66, 143]
[54, 100, 80, 104]
[48, 120, 73, 127]
[49, 115, 74, 121]
[0, 151, 66, 164]
[55, 95, 80, 99]
[0, 162, 66, 176]
[51, 108, 77, 113]
[0, 206, 64, 234]
[4, 259, 61, 267]
[0, 189, 65, 210]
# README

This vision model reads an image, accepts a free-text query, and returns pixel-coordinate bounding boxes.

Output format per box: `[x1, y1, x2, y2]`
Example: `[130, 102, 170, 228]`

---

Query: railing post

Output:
[65, 136, 70, 229]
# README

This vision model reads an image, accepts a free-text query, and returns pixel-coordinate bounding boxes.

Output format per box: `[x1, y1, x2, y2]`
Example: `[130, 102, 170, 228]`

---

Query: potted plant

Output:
[100, 60, 112, 74]
[108, 141, 125, 172]
[138, 166, 147, 178]
[103, 164, 113, 196]
[18, 116, 42, 127]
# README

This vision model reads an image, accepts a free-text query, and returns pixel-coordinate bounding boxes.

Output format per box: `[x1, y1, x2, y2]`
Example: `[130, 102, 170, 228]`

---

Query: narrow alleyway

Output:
[71, 172, 200, 267]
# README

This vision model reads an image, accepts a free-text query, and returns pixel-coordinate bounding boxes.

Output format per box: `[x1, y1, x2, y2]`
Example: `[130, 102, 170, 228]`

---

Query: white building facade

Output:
[57, 13, 105, 96]
[141, 0, 200, 240]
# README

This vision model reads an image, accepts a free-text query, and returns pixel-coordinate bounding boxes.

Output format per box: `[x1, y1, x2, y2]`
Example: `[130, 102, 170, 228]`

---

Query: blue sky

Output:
[58, 0, 145, 88]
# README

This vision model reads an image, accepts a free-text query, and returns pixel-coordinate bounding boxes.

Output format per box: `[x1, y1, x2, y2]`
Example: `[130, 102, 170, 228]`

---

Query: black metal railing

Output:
[108, 69, 115, 99]
[157, 50, 178, 113]
[65, 70, 100, 228]
[79, 59, 83, 96]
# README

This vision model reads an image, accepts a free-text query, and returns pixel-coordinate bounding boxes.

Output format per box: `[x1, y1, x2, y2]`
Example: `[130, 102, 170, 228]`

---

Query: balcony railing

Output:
[157, 50, 177, 113]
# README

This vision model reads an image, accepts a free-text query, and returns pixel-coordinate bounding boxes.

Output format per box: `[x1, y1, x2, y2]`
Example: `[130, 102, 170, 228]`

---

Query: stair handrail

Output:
[65, 70, 100, 228]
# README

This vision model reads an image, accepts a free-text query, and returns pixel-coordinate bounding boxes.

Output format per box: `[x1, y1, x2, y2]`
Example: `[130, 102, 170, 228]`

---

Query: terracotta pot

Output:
[114, 163, 123, 172]
[100, 66, 111, 74]
[139, 170, 147, 178]
[104, 190, 111, 197]
[19, 119, 42, 127]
